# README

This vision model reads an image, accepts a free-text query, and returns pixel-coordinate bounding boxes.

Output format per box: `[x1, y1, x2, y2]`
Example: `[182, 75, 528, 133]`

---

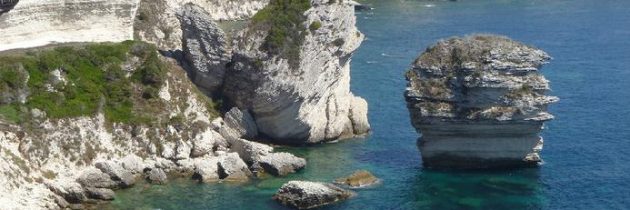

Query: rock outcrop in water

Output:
[222, 0, 370, 144]
[404, 35, 558, 168]
[273, 181, 354, 209]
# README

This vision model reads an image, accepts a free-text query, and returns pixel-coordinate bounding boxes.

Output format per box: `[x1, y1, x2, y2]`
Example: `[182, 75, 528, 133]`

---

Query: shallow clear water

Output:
[106, 0, 630, 209]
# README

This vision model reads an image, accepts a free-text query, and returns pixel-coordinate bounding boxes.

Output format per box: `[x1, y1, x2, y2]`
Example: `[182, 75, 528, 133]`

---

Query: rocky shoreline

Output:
[0, 0, 369, 209]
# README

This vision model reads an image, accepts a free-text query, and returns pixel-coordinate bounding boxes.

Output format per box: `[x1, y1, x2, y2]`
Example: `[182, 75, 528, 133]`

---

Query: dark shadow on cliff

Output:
[0, 0, 19, 16]
[160, 49, 231, 113]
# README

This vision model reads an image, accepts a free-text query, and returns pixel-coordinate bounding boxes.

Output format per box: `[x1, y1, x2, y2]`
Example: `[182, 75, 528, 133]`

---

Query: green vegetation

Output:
[333, 38, 345, 47]
[309, 21, 322, 31]
[0, 41, 168, 124]
[0, 105, 22, 123]
[252, 0, 311, 69]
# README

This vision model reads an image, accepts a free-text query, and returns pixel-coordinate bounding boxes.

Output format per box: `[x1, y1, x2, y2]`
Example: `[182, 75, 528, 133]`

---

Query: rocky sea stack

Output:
[405, 35, 558, 168]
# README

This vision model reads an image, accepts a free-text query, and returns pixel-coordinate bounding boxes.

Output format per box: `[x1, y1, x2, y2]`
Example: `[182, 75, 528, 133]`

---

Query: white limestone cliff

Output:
[0, 0, 140, 51]
[135, 0, 269, 50]
[405, 35, 558, 168]
[222, 0, 370, 144]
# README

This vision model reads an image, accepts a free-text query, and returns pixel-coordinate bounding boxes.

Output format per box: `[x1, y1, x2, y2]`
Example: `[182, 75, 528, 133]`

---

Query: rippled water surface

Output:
[107, 0, 630, 209]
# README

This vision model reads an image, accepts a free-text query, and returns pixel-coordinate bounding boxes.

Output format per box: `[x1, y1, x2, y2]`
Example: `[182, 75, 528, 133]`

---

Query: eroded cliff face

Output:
[0, 42, 305, 209]
[0, 0, 368, 208]
[405, 35, 557, 168]
[222, 0, 370, 144]
[0, 0, 140, 51]
[134, 0, 269, 50]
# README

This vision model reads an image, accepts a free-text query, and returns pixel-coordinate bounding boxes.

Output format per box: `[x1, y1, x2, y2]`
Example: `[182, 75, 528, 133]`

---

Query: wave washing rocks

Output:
[404, 35, 558, 168]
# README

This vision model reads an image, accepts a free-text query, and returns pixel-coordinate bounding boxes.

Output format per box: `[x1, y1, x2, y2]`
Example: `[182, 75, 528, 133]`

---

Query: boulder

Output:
[349, 96, 371, 135]
[334, 170, 379, 188]
[218, 153, 252, 181]
[95, 161, 135, 188]
[76, 168, 117, 189]
[259, 152, 306, 176]
[85, 187, 115, 200]
[192, 157, 220, 183]
[273, 181, 354, 209]
[227, 138, 273, 163]
[145, 168, 168, 185]
[46, 180, 87, 204]
[51, 194, 70, 208]
[221, 108, 258, 140]
[174, 141, 192, 160]
[191, 130, 224, 157]
[120, 154, 144, 174]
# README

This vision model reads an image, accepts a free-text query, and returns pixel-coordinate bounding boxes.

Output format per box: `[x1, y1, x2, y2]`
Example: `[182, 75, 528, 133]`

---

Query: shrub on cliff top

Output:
[252, 0, 311, 69]
[0, 41, 168, 124]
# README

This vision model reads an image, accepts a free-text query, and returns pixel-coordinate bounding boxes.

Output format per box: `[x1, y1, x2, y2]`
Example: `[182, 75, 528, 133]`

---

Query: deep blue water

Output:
[107, 0, 630, 209]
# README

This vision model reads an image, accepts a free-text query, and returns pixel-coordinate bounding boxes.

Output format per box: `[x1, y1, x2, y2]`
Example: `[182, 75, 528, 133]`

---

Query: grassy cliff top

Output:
[414, 34, 550, 71]
[250, 0, 312, 69]
[0, 41, 173, 124]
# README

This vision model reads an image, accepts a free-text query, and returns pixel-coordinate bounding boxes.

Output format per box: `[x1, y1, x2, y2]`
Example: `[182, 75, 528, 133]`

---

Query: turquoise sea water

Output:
[106, 0, 630, 209]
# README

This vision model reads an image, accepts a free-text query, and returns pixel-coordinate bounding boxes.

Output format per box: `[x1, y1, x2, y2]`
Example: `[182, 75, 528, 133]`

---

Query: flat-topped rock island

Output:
[405, 35, 558, 169]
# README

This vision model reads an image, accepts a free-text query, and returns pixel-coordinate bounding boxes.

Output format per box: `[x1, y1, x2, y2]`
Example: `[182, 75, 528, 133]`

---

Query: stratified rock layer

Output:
[404, 35, 558, 168]
[177, 3, 231, 93]
[0, 0, 140, 51]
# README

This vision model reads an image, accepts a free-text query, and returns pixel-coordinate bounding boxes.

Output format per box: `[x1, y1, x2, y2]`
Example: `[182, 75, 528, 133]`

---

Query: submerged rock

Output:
[334, 170, 379, 188]
[273, 181, 354, 209]
[404, 35, 558, 168]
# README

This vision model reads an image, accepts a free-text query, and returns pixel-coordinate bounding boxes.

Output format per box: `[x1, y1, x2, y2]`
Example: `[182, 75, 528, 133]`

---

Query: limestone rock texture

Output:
[273, 181, 354, 209]
[404, 35, 558, 168]
[0, 0, 140, 51]
[134, 0, 268, 50]
[177, 3, 232, 94]
[223, 0, 370, 144]
[0, 52, 305, 209]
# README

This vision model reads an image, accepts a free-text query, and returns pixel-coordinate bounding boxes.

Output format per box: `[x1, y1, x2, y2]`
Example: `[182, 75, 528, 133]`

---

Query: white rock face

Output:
[223, 0, 370, 144]
[273, 181, 353, 209]
[177, 3, 232, 93]
[135, 0, 268, 50]
[405, 35, 557, 168]
[0, 0, 140, 51]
